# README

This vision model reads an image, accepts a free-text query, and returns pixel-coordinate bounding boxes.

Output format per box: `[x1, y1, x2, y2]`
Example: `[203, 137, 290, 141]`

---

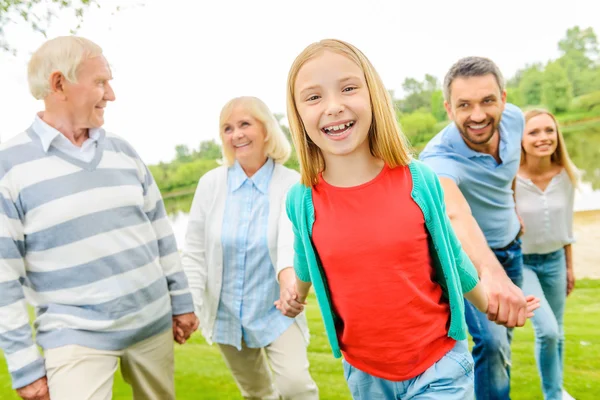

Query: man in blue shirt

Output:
[420, 57, 529, 399]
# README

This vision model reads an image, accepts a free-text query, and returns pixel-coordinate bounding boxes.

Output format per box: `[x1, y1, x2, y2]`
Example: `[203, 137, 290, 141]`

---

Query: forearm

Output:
[295, 279, 312, 301]
[464, 282, 488, 314]
[564, 244, 573, 270]
[449, 212, 501, 276]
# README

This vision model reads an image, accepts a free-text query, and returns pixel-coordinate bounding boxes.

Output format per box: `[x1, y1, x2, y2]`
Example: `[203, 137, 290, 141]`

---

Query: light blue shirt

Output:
[33, 114, 100, 162]
[419, 103, 525, 249]
[213, 158, 293, 349]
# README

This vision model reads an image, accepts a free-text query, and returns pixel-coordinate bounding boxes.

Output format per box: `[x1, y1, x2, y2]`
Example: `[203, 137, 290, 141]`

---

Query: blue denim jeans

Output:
[342, 340, 474, 399]
[464, 239, 523, 400]
[522, 249, 567, 400]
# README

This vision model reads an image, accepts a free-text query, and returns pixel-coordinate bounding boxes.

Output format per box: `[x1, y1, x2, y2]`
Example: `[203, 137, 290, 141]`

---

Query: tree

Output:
[518, 65, 544, 106]
[398, 74, 440, 114]
[398, 111, 437, 146]
[1, 0, 97, 53]
[196, 139, 222, 160]
[174, 144, 192, 163]
[430, 90, 446, 122]
[557, 26, 600, 97]
[542, 61, 573, 113]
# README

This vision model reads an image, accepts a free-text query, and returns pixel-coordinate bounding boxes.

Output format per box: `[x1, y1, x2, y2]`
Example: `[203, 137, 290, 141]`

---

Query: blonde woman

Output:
[275, 39, 538, 399]
[181, 97, 318, 399]
[516, 109, 577, 400]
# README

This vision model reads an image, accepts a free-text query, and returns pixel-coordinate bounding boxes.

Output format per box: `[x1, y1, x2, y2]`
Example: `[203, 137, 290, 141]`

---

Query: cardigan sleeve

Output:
[430, 167, 480, 293]
[285, 184, 312, 283]
[275, 183, 296, 280]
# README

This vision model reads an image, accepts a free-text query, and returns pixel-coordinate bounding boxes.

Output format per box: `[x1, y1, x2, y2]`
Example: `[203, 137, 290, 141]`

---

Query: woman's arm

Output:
[565, 244, 575, 295]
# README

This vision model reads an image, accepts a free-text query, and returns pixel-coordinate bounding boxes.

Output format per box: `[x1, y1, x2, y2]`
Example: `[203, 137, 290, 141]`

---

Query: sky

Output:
[1, 0, 599, 165]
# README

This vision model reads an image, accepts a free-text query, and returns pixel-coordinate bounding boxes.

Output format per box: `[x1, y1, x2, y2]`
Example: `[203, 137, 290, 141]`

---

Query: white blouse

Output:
[515, 169, 575, 255]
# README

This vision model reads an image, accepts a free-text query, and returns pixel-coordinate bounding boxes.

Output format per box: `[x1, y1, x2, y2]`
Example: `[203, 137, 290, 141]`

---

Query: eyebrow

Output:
[456, 94, 497, 103]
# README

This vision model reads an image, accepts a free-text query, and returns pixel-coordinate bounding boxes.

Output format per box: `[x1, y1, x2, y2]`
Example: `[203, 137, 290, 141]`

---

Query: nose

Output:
[104, 81, 116, 102]
[325, 94, 345, 116]
[232, 128, 244, 140]
[470, 105, 485, 122]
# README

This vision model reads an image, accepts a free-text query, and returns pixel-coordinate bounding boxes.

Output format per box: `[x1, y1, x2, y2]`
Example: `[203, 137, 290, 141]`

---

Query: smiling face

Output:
[522, 113, 559, 159]
[62, 55, 115, 129]
[221, 105, 268, 167]
[445, 73, 506, 148]
[293, 50, 373, 161]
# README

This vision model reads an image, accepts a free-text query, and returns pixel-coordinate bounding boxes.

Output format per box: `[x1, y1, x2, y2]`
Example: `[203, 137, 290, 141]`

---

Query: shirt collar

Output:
[229, 158, 275, 194]
[32, 113, 101, 153]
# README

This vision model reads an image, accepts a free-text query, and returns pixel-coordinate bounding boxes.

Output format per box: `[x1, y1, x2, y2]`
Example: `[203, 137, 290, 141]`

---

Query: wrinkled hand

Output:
[172, 312, 199, 344]
[481, 266, 530, 327]
[275, 286, 306, 318]
[567, 268, 576, 296]
[275, 268, 306, 318]
[16, 376, 50, 400]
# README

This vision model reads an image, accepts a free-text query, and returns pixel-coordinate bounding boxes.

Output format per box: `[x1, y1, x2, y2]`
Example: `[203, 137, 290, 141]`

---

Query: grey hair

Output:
[443, 56, 504, 103]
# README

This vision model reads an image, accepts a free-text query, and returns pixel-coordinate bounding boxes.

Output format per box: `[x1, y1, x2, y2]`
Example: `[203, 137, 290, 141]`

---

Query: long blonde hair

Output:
[286, 39, 412, 186]
[219, 96, 291, 166]
[523, 109, 578, 186]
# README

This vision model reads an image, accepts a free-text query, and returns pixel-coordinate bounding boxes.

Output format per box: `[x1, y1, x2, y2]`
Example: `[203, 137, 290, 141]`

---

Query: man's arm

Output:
[1, 187, 48, 397]
[439, 177, 529, 327]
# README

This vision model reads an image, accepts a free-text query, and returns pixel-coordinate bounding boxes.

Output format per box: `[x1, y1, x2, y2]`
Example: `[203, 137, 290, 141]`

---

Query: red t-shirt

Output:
[312, 164, 455, 381]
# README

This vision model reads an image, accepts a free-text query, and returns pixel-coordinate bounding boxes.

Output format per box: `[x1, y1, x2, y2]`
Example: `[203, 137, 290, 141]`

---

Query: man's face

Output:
[62, 56, 115, 129]
[445, 74, 506, 147]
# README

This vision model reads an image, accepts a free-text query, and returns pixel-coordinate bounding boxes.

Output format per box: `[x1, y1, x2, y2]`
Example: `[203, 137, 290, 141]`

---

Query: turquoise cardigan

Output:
[286, 159, 480, 358]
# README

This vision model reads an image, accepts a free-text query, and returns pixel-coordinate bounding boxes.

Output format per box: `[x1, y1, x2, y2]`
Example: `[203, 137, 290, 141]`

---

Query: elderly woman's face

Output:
[222, 106, 268, 166]
[62, 56, 115, 129]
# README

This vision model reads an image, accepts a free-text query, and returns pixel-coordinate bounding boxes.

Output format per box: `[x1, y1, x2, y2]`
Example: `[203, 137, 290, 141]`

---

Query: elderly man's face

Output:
[63, 56, 115, 129]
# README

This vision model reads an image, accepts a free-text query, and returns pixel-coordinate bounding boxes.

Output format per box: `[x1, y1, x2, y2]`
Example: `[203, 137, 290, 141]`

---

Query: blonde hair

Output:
[219, 96, 291, 166]
[28, 36, 103, 100]
[286, 39, 412, 186]
[523, 109, 579, 186]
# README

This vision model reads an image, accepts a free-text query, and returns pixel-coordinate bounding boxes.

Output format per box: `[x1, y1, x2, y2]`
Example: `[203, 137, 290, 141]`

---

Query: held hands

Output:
[275, 268, 306, 318]
[480, 266, 540, 327]
[16, 376, 50, 400]
[172, 312, 199, 344]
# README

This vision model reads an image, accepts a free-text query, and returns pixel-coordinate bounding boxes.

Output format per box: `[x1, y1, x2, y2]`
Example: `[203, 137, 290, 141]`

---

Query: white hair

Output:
[28, 36, 103, 100]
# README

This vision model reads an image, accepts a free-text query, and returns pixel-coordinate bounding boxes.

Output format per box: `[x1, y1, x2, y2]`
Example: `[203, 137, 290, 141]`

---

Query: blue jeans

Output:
[464, 239, 523, 400]
[522, 249, 567, 400]
[342, 340, 474, 399]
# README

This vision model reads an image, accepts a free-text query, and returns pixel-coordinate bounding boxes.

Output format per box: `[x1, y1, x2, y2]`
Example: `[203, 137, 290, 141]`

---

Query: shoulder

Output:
[500, 103, 525, 133]
[103, 131, 143, 160]
[0, 131, 42, 178]
[197, 165, 228, 188]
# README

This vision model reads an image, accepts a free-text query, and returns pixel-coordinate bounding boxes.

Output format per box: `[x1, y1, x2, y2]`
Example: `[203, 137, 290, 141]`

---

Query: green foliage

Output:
[0, 0, 96, 53]
[518, 66, 544, 106]
[542, 61, 573, 113]
[430, 90, 447, 122]
[557, 26, 600, 97]
[570, 91, 600, 113]
[399, 111, 437, 147]
[396, 74, 440, 114]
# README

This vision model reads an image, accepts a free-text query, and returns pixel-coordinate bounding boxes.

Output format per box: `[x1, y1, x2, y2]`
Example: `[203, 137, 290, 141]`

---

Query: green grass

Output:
[2, 280, 599, 399]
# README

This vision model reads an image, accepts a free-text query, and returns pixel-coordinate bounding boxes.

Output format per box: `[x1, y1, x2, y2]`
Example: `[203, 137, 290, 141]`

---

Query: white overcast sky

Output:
[1, 0, 598, 165]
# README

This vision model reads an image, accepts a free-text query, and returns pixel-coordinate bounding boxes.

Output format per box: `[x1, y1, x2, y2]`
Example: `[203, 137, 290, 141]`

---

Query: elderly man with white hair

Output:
[0, 36, 198, 400]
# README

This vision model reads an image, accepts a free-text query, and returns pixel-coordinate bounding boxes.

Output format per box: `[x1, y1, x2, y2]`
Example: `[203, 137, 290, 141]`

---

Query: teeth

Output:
[234, 142, 250, 148]
[469, 123, 488, 129]
[324, 121, 354, 133]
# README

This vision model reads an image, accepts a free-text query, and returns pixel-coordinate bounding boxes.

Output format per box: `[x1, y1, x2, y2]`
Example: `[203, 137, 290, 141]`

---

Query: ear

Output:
[49, 71, 67, 100]
[444, 100, 454, 121]
[500, 89, 507, 105]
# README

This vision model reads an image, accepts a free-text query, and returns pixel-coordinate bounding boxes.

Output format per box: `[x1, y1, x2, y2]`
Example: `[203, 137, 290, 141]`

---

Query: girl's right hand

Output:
[524, 295, 541, 318]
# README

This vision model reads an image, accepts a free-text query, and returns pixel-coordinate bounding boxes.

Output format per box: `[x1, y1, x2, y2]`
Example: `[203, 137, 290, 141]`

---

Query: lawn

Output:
[1, 280, 599, 399]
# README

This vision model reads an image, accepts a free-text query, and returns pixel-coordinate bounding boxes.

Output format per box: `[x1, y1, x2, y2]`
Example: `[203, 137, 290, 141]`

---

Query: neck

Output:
[239, 156, 268, 178]
[521, 154, 554, 176]
[321, 143, 384, 187]
[40, 110, 89, 147]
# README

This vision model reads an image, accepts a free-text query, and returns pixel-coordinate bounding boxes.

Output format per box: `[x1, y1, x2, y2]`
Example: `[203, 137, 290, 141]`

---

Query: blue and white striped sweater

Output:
[0, 127, 194, 389]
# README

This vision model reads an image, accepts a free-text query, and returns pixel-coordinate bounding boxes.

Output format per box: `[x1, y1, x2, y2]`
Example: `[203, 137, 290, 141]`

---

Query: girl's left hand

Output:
[525, 295, 541, 319]
[567, 268, 576, 296]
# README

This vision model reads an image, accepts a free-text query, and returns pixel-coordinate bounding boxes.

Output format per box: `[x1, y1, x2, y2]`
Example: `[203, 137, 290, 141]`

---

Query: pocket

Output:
[439, 340, 474, 378]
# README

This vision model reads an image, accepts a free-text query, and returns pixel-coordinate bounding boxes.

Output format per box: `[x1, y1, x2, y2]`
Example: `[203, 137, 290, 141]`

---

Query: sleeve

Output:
[138, 159, 194, 316]
[180, 177, 211, 316]
[275, 185, 295, 281]
[0, 186, 46, 389]
[430, 169, 479, 293]
[285, 185, 311, 283]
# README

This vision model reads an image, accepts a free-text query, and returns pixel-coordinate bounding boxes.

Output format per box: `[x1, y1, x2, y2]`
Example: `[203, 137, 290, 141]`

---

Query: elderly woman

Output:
[181, 96, 318, 399]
